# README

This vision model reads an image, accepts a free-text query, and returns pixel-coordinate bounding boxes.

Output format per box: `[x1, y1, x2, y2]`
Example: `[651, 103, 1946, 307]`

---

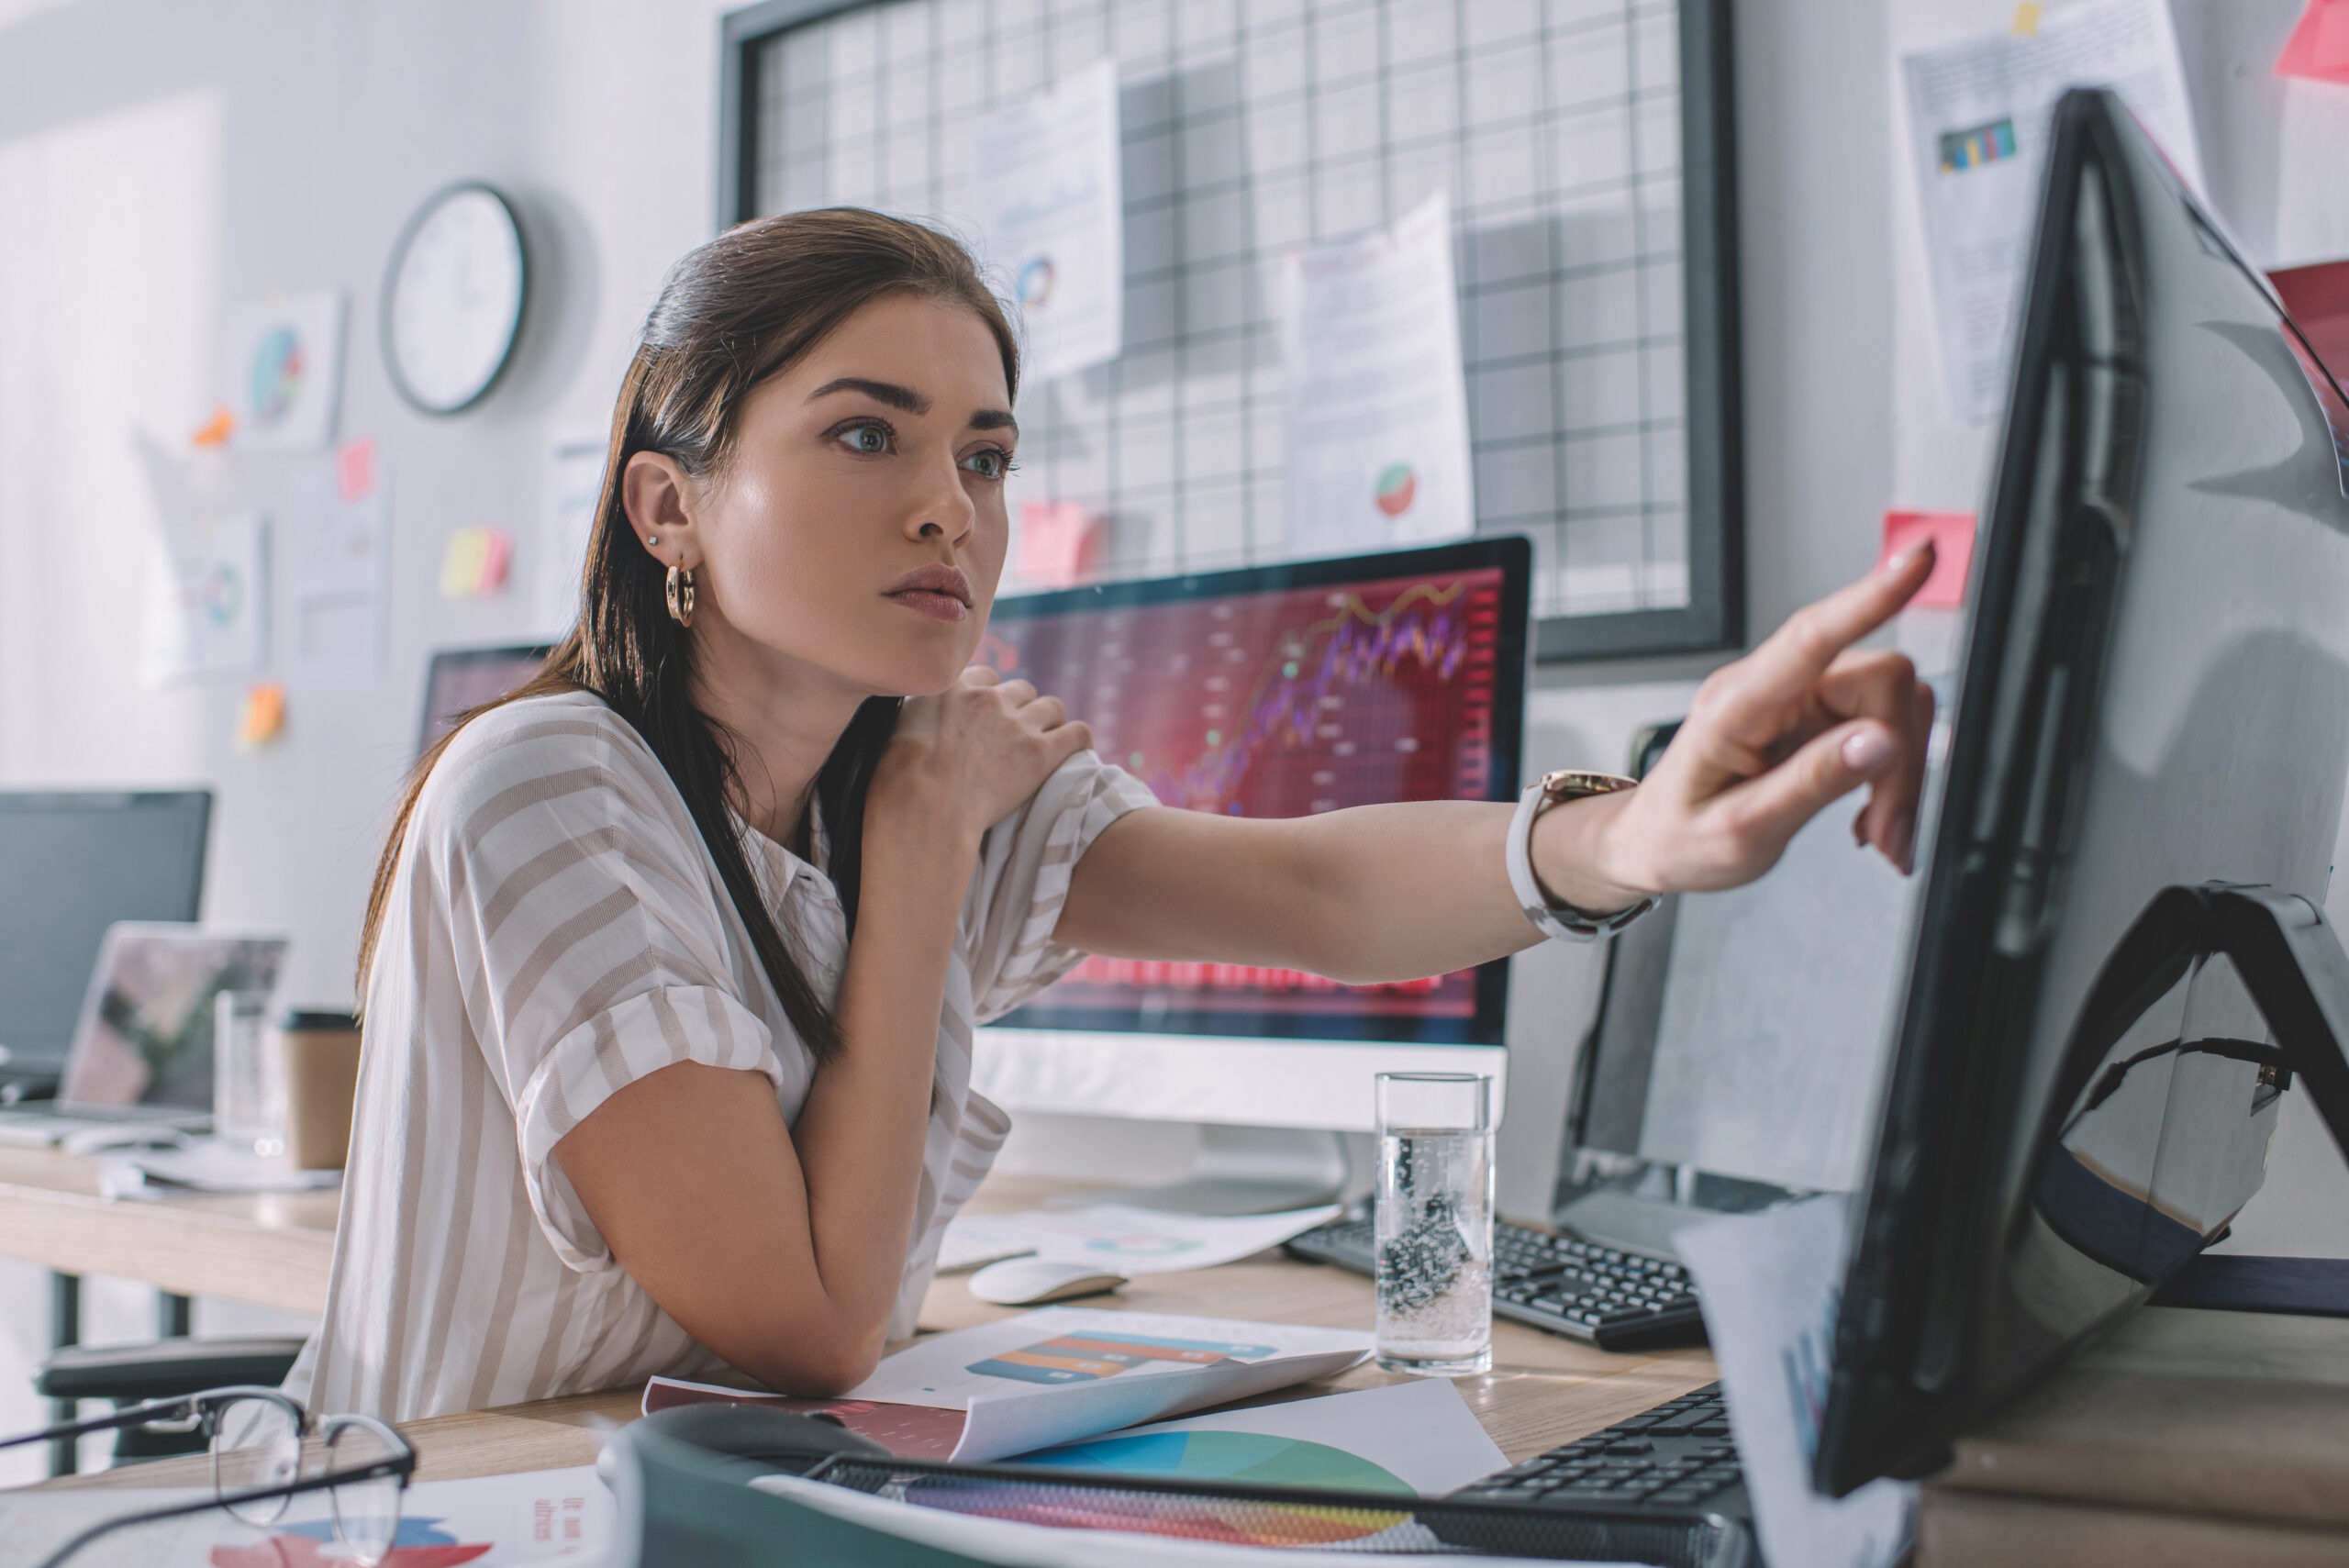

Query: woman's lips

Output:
[885, 587, 970, 622]
[881, 565, 974, 623]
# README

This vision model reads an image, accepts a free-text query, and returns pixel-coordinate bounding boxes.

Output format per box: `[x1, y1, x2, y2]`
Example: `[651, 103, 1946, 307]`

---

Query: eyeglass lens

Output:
[210, 1396, 301, 1527]
[325, 1419, 405, 1566]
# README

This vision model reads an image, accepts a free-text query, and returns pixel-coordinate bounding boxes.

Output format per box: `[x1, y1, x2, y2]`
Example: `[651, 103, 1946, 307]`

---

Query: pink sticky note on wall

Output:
[338, 436, 377, 502]
[1879, 511, 1976, 608]
[2277, 0, 2349, 83]
[1020, 500, 1102, 588]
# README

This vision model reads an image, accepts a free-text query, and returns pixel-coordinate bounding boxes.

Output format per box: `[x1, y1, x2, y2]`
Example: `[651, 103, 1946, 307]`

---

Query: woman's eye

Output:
[961, 448, 1014, 481]
[839, 423, 892, 455]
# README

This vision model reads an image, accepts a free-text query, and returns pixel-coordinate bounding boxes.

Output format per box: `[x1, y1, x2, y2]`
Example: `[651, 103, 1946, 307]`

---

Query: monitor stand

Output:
[1551, 1165, 1799, 1263]
[1049, 1124, 1355, 1216]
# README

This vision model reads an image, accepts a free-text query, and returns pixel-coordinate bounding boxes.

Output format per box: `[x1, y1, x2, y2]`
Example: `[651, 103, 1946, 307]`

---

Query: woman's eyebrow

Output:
[971, 408, 1018, 434]
[807, 376, 930, 414]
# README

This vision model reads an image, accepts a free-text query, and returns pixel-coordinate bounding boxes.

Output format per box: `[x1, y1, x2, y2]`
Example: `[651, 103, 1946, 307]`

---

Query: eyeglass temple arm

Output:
[0, 1384, 306, 1453]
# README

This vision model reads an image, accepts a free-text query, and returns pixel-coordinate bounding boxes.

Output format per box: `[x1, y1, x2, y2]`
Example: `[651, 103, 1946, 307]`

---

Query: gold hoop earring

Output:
[666, 563, 695, 628]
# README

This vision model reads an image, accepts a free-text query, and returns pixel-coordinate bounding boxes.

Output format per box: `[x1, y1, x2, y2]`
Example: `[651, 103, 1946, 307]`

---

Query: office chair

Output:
[35, 1319, 306, 1464]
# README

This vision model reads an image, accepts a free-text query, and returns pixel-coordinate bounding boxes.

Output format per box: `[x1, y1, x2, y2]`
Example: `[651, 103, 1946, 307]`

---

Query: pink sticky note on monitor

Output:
[2271, 260, 2349, 378]
[1020, 500, 1101, 588]
[1879, 511, 1976, 608]
[337, 436, 377, 502]
[2277, 0, 2349, 83]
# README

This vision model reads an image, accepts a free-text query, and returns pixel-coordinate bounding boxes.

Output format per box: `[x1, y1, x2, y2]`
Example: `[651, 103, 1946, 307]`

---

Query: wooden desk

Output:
[24, 1173, 1717, 1490]
[0, 1146, 339, 1315]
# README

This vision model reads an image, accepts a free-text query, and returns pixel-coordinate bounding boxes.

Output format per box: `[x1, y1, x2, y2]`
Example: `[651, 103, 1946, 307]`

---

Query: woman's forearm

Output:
[787, 806, 976, 1372]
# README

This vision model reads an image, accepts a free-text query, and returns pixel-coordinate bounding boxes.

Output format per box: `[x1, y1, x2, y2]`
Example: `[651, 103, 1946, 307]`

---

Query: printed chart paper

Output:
[748, 1383, 1532, 1562]
[1679, 1195, 1914, 1568]
[144, 512, 267, 685]
[283, 453, 388, 687]
[941, 1203, 1341, 1276]
[1902, 0, 2205, 421]
[1023, 1378, 1508, 1496]
[539, 430, 606, 634]
[845, 1306, 1369, 1411]
[966, 59, 1123, 383]
[753, 1471, 1631, 1568]
[1282, 193, 1475, 556]
[0, 1465, 610, 1567]
[221, 288, 347, 455]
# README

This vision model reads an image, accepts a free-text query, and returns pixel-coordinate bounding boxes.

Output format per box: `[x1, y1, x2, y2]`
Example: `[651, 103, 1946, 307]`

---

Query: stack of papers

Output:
[98, 1140, 342, 1200]
[649, 1306, 1372, 1464]
[937, 1204, 1340, 1275]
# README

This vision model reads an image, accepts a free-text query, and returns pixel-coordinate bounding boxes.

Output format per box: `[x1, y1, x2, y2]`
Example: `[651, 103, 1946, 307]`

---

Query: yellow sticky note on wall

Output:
[439, 528, 513, 597]
[2012, 3, 2042, 36]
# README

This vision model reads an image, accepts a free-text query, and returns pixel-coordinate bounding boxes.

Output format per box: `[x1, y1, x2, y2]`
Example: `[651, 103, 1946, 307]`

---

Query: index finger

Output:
[1712, 540, 1935, 728]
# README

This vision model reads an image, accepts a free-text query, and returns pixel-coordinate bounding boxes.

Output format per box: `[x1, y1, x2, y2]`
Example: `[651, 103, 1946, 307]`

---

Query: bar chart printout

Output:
[980, 566, 1505, 1041]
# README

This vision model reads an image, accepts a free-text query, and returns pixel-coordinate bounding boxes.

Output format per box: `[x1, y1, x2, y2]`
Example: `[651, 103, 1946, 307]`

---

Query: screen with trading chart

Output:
[979, 539, 1529, 1046]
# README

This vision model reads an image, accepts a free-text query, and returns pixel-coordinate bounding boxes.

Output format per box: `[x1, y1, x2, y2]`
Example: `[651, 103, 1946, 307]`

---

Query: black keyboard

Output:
[1450, 1381, 1750, 1523]
[1284, 1216, 1707, 1351]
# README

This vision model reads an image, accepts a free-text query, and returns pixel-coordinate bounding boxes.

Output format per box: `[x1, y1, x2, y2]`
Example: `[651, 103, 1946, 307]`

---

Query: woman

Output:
[289, 209, 1934, 1421]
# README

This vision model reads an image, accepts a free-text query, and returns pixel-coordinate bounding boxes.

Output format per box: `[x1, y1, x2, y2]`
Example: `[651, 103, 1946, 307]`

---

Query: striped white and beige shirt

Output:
[285, 690, 1156, 1421]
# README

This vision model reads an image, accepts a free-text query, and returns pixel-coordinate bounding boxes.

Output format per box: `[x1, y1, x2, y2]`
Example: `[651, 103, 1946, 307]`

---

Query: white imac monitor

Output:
[971, 539, 1531, 1162]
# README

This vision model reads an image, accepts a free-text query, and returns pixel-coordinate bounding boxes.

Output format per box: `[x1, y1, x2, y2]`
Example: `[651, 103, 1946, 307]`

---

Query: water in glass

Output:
[1375, 1126, 1493, 1374]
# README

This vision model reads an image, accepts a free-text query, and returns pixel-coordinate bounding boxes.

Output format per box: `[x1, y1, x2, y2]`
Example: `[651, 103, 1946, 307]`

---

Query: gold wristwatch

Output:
[1505, 770, 1656, 942]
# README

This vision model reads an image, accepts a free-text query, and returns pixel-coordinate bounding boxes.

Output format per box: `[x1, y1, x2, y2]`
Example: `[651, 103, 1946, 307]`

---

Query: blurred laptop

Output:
[0, 923, 288, 1149]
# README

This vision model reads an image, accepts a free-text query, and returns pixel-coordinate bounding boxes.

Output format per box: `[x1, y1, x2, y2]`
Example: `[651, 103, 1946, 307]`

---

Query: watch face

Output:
[384, 185, 525, 414]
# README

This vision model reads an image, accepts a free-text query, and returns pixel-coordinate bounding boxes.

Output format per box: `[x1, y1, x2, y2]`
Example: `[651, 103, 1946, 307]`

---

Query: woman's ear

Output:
[622, 451, 702, 569]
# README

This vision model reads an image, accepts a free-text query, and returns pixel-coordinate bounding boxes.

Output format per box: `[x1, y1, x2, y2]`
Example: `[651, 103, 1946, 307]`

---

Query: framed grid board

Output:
[720, 0, 1742, 660]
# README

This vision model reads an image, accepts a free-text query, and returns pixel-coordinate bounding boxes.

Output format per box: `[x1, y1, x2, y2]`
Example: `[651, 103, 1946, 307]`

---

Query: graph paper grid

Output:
[722, 0, 1741, 658]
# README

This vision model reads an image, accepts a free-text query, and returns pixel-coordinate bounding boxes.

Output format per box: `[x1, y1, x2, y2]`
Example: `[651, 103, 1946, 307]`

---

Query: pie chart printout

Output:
[902, 1430, 1416, 1546]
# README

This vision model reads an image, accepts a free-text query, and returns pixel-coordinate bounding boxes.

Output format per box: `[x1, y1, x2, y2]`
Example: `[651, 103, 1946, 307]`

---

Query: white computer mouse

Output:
[966, 1256, 1130, 1306]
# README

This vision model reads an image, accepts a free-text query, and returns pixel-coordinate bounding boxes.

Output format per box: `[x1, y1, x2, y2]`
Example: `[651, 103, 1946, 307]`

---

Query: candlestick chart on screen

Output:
[978, 566, 1505, 1040]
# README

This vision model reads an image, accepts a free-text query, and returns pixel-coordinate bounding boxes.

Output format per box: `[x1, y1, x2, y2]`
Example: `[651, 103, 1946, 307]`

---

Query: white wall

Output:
[0, 0, 2344, 1485]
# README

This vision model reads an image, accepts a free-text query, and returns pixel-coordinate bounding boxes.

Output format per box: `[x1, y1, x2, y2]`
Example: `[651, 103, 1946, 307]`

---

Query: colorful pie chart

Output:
[1020, 1429, 1411, 1493]
[905, 1432, 1415, 1546]
[1374, 462, 1417, 517]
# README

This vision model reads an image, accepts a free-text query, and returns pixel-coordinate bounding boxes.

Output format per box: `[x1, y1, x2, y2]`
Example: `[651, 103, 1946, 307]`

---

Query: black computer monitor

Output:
[418, 644, 552, 756]
[1817, 89, 2349, 1494]
[976, 538, 1530, 1046]
[0, 792, 211, 1076]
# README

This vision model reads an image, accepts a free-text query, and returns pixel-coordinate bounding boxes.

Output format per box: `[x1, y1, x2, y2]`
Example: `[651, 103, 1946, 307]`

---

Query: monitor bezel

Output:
[981, 536, 1531, 1050]
[417, 643, 554, 757]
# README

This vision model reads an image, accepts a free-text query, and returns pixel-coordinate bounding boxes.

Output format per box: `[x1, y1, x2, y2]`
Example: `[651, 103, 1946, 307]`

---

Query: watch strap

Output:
[1506, 772, 1656, 942]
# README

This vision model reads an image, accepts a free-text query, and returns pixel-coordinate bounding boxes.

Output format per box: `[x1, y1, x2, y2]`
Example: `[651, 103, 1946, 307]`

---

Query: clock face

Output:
[383, 184, 526, 415]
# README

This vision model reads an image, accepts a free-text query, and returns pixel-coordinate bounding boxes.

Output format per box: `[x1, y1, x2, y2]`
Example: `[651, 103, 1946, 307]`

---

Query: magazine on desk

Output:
[643, 1307, 1373, 1465]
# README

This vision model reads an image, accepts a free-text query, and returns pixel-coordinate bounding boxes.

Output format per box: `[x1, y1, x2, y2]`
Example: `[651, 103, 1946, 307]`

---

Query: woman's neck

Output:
[689, 607, 871, 850]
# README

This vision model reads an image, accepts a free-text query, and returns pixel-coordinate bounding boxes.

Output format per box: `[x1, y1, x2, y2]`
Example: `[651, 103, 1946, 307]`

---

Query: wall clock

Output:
[380, 182, 528, 416]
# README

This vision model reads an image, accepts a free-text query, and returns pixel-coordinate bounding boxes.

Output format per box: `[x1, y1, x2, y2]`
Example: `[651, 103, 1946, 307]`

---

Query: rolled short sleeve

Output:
[424, 706, 787, 1271]
[962, 751, 1159, 1022]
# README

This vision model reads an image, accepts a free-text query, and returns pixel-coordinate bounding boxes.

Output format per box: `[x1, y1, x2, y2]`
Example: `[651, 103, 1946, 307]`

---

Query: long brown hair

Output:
[358, 208, 1019, 1060]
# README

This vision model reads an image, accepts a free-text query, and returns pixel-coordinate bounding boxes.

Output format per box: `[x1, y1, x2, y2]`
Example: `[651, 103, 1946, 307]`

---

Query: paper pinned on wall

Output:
[965, 59, 1124, 384]
[220, 288, 347, 455]
[1902, 0, 2206, 423]
[1281, 193, 1475, 557]
[283, 453, 388, 688]
[2277, 0, 2349, 83]
[143, 512, 268, 686]
[539, 431, 606, 634]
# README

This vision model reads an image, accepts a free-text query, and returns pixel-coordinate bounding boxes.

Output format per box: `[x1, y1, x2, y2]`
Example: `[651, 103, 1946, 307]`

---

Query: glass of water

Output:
[1375, 1071, 1495, 1376]
[213, 991, 286, 1159]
